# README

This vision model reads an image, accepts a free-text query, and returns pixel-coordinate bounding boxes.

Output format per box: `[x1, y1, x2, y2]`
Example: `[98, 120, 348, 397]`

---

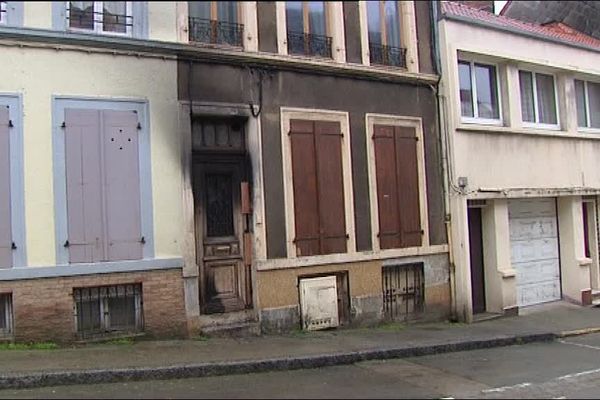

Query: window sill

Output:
[578, 127, 600, 135]
[0, 257, 183, 281]
[522, 122, 561, 131]
[67, 28, 133, 39]
[460, 117, 503, 126]
[457, 124, 600, 141]
[256, 244, 449, 271]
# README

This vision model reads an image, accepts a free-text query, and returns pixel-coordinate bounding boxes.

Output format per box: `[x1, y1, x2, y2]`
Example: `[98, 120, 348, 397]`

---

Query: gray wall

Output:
[178, 64, 446, 258]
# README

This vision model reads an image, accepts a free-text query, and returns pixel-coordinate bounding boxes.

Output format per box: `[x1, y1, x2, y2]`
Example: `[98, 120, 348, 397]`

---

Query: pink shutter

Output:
[0, 107, 12, 268]
[102, 110, 142, 261]
[65, 109, 104, 263]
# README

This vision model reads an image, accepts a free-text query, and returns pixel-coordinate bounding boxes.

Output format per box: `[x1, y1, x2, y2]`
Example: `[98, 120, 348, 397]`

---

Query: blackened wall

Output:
[178, 63, 446, 258]
[343, 2, 363, 64]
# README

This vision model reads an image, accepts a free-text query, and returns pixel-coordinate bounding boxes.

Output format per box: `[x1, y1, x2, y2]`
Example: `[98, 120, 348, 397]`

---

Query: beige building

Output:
[439, 2, 600, 321]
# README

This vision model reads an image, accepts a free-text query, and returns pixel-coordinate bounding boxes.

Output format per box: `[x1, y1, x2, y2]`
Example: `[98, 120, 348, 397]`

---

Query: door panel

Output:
[468, 207, 486, 314]
[194, 161, 247, 314]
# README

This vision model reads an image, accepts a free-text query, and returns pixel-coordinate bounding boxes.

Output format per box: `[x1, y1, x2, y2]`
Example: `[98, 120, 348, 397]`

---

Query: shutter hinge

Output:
[140, 236, 146, 244]
[137, 122, 142, 130]
[11, 242, 16, 250]
[63, 240, 70, 248]
[61, 122, 66, 128]
[8, 120, 13, 128]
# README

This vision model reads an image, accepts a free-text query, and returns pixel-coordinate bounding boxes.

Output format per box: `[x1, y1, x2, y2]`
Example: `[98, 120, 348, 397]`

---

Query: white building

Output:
[439, 2, 600, 321]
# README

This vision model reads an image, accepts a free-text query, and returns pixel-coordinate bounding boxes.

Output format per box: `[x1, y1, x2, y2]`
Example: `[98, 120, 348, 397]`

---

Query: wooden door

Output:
[194, 161, 247, 314]
[468, 207, 486, 314]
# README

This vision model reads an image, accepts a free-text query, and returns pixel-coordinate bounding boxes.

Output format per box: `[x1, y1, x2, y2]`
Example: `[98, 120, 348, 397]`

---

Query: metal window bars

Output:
[382, 263, 424, 321]
[66, 4, 133, 34]
[369, 43, 407, 68]
[0, 293, 13, 338]
[73, 283, 143, 340]
[188, 17, 244, 48]
[287, 31, 333, 59]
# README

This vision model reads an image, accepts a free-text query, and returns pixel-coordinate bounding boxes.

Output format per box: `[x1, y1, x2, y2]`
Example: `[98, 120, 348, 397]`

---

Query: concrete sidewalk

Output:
[1, 301, 599, 389]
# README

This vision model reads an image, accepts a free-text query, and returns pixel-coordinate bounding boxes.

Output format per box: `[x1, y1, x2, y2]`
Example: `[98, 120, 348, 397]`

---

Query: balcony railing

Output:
[189, 17, 244, 48]
[287, 31, 332, 59]
[369, 43, 407, 68]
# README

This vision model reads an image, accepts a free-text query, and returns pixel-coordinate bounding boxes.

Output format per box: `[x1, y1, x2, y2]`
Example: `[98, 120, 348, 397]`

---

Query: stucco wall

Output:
[0, 47, 181, 266]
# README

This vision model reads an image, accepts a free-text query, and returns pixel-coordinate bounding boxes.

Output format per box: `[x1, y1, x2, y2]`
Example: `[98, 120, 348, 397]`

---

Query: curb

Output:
[0, 332, 556, 390]
[558, 327, 600, 338]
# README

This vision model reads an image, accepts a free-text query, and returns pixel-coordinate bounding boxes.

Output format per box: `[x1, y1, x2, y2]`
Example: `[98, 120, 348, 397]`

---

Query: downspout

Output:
[430, 0, 458, 321]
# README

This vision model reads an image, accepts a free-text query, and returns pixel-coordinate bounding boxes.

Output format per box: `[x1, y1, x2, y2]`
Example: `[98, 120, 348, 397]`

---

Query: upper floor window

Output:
[519, 70, 558, 127]
[285, 1, 332, 59]
[188, 1, 244, 48]
[575, 80, 600, 130]
[67, 2, 133, 36]
[367, 1, 405, 68]
[0, 2, 6, 24]
[458, 60, 500, 122]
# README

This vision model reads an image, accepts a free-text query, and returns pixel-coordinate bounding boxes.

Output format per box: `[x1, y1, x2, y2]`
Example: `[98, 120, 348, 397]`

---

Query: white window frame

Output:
[576, 79, 600, 133]
[458, 59, 503, 126]
[519, 70, 561, 130]
[280, 107, 356, 260]
[66, 1, 133, 37]
[365, 114, 429, 253]
[0, 293, 13, 338]
[0, 1, 7, 24]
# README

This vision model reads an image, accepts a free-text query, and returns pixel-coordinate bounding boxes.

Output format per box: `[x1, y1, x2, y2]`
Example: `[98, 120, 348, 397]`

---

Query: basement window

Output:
[0, 293, 13, 338]
[73, 283, 143, 339]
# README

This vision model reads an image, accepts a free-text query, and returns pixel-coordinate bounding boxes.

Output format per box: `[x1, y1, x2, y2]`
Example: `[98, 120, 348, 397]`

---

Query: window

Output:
[0, 2, 6, 24]
[285, 1, 332, 58]
[67, 2, 132, 36]
[73, 284, 143, 339]
[63, 108, 143, 263]
[0, 293, 13, 338]
[288, 119, 348, 256]
[188, 1, 244, 47]
[458, 61, 500, 121]
[519, 70, 558, 126]
[367, 1, 406, 68]
[575, 80, 600, 130]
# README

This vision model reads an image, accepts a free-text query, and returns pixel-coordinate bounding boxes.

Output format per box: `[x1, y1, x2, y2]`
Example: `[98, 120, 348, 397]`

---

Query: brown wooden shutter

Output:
[0, 107, 12, 268]
[65, 109, 104, 263]
[373, 124, 422, 249]
[314, 121, 347, 254]
[373, 125, 401, 249]
[102, 110, 143, 261]
[289, 119, 320, 256]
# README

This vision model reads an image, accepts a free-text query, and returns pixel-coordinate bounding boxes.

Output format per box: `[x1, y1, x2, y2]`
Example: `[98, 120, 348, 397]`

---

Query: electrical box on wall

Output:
[299, 276, 339, 331]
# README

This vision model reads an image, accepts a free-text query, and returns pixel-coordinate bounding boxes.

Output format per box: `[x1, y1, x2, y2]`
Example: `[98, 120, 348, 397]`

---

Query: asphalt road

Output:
[4, 332, 600, 399]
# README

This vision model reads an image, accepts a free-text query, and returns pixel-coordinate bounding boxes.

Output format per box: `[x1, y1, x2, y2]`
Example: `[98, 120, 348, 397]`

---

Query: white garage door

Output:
[509, 199, 561, 307]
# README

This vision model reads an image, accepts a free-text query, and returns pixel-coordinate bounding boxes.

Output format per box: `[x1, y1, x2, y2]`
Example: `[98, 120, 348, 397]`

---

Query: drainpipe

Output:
[430, 0, 458, 321]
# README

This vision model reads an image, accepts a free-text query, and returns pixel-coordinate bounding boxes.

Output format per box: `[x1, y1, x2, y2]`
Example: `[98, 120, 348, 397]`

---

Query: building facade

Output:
[0, 1, 450, 341]
[439, 2, 600, 321]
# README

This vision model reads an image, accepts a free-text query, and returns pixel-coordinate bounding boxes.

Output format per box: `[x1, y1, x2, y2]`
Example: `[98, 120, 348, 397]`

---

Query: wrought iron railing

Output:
[287, 31, 332, 58]
[189, 17, 244, 47]
[73, 283, 143, 339]
[66, 6, 133, 33]
[369, 43, 407, 68]
[382, 263, 424, 321]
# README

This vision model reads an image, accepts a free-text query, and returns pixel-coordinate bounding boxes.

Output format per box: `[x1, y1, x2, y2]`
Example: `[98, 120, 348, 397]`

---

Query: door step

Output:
[472, 312, 504, 322]
[198, 310, 260, 338]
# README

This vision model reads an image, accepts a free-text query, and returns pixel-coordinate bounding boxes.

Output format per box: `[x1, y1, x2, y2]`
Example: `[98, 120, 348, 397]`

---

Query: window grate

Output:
[73, 283, 143, 340]
[382, 263, 424, 321]
[287, 31, 332, 59]
[369, 43, 407, 68]
[0, 293, 13, 338]
[188, 17, 244, 48]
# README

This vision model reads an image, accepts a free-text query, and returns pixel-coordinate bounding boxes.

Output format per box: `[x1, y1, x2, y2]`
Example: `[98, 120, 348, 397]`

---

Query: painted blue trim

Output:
[5, 2, 24, 27]
[0, 257, 183, 281]
[0, 94, 26, 268]
[52, 96, 155, 265]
